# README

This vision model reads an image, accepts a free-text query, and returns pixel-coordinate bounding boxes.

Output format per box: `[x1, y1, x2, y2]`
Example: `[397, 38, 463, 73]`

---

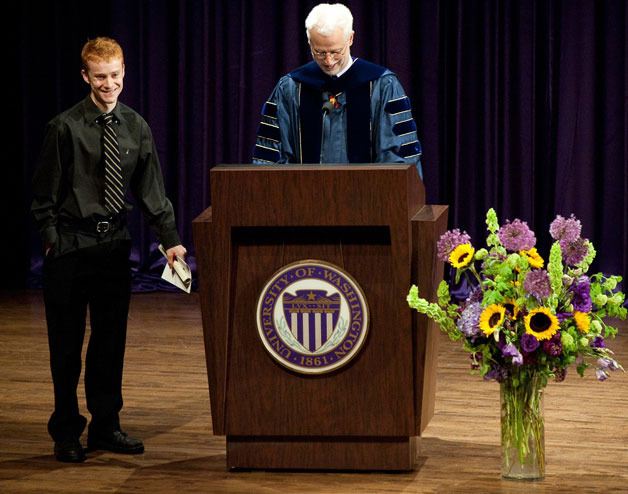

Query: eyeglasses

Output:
[310, 41, 349, 60]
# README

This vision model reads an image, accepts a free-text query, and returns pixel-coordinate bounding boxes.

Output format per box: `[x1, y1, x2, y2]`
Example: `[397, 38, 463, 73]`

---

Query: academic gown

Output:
[253, 59, 423, 178]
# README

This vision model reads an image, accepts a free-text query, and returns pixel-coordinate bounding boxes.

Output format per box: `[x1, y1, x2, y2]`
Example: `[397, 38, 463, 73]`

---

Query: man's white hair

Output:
[305, 3, 353, 41]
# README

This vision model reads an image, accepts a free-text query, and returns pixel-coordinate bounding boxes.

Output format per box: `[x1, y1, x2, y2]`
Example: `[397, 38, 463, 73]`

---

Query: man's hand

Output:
[166, 244, 187, 268]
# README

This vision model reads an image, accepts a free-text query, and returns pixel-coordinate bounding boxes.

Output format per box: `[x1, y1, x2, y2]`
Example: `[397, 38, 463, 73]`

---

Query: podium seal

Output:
[256, 260, 369, 374]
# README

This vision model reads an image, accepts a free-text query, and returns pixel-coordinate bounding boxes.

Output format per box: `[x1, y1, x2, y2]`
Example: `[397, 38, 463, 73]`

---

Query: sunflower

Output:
[520, 247, 544, 269]
[503, 298, 520, 320]
[573, 311, 590, 333]
[524, 308, 560, 340]
[449, 243, 475, 269]
[479, 304, 506, 336]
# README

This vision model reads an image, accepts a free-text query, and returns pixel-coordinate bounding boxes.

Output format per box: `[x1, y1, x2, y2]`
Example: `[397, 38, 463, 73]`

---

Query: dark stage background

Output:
[7, 0, 628, 290]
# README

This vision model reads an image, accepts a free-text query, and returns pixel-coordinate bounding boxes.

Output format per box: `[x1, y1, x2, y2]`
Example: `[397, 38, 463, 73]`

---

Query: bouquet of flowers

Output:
[406, 208, 626, 479]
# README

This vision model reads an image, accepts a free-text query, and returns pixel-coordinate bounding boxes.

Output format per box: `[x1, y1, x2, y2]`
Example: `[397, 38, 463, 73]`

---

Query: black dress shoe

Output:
[54, 439, 86, 463]
[88, 430, 144, 454]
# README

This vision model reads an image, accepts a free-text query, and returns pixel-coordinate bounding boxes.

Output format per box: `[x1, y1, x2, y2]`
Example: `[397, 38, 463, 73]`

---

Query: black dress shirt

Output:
[32, 96, 181, 257]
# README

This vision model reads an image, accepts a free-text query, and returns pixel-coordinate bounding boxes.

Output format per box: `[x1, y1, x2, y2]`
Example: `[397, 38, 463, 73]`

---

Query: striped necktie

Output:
[101, 113, 125, 214]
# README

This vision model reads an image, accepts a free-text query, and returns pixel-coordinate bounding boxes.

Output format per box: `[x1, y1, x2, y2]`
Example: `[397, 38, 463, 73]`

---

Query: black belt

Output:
[59, 214, 127, 234]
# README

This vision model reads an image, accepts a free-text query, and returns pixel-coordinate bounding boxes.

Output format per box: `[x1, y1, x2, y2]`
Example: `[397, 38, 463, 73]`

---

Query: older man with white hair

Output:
[253, 3, 422, 176]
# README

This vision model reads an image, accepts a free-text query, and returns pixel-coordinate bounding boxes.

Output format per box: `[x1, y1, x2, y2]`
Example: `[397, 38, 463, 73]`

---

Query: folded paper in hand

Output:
[158, 244, 192, 293]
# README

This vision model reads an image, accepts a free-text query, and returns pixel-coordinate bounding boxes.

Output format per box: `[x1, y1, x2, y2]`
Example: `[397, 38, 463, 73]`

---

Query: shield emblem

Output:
[283, 289, 341, 352]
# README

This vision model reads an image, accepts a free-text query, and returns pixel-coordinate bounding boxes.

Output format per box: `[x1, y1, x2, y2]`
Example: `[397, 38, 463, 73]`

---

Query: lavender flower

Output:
[457, 302, 482, 337]
[561, 237, 589, 266]
[497, 219, 536, 251]
[590, 336, 605, 348]
[523, 269, 552, 299]
[542, 333, 562, 357]
[484, 365, 508, 382]
[501, 343, 523, 366]
[595, 357, 621, 381]
[569, 276, 592, 312]
[520, 333, 540, 353]
[550, 214, 582, 243]
[437, 229, 471, 262]
[597, 357, 620, 371]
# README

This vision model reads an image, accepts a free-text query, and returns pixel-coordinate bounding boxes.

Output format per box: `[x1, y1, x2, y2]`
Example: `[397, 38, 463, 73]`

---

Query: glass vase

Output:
[500, 373, 545, 480]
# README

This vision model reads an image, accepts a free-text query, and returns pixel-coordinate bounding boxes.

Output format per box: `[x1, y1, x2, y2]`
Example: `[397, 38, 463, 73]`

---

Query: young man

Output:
[31, 37, 186, 463]
[253, 2, 422, 177]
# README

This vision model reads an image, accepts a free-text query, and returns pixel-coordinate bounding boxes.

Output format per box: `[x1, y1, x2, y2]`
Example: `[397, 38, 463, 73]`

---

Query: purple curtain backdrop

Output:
[7, 0, 628, 290]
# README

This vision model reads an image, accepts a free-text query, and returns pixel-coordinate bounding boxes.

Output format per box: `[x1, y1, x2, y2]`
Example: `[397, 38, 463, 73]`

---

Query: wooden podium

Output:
[192, 164, 447, 470]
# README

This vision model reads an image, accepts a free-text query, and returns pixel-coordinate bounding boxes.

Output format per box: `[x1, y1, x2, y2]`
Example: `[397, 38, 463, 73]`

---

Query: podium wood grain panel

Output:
[226, 227, 413, 436]
[226, 436, 417, 470]
[411, 205, 449, 433]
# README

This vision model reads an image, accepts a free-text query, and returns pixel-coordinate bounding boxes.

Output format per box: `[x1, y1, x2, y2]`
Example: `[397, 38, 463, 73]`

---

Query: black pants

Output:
[43, 240, 132, 442]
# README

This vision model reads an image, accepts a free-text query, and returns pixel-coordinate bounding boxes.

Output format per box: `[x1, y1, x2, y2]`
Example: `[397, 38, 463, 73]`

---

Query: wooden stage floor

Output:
[1, 290, 626, 493]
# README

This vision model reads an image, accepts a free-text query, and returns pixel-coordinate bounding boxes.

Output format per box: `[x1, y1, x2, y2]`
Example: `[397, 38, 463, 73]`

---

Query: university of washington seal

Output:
[255, 260, 369, 374]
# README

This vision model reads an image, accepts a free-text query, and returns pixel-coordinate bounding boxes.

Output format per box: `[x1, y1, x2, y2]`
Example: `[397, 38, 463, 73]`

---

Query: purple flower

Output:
[554, 367, 567, 382]
[437, 229, 471, 262]
[495, 332, 507, 350]
[557, 312, 573, 322]
[501, 343, 523, 366]
[524, 270, 552, 299]
[597, 357, 620, 371]
[550, 214, 582, 244]
[484, 365, 509, 382]
[595, 358, 620, 382]
[466, 284, 484, 304]
[498, 219, 536, 251]
[569, 276, 592, 312]
[591, 336, 605, 348]
[457, 302, 482, 337]
[561, 237, 589, 266]
[542, 333, 562, 357]
[520, 333, 540, 353]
